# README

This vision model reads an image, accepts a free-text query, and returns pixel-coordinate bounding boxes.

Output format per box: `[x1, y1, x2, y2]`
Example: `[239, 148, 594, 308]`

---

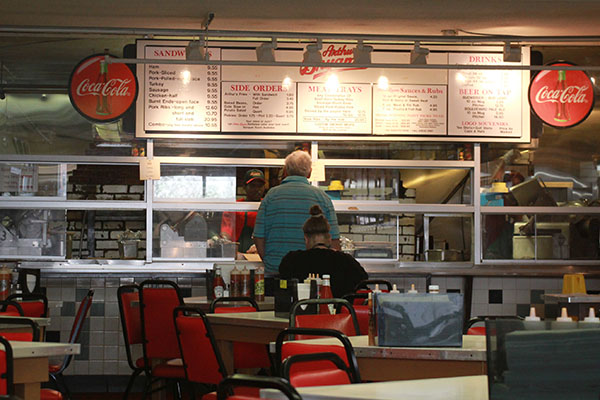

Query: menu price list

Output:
[448, 53, 522, 137]
[373, 84, 447, 135]
[297, 83, 372, 134]
[222, 81, 296, 132]
[143, 46, 221, 132]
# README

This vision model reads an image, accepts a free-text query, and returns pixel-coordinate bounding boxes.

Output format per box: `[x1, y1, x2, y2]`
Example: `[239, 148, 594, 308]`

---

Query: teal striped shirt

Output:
[253, 176, 339, 274]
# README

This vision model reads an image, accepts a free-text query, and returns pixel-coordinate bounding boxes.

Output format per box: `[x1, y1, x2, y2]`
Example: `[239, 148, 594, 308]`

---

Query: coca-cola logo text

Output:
[528, 62, 594, 129]
[300, 44, 365, 80]
[69, 54, 138, 123]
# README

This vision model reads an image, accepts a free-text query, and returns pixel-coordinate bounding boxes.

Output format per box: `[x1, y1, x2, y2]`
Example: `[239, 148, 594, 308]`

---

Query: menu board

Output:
[297, 83, 372, 134]
[143, 45, 221, 132]
[222, 81, 296, 132]
[373, 84, 447, 135]
[447, 53, 523, 137]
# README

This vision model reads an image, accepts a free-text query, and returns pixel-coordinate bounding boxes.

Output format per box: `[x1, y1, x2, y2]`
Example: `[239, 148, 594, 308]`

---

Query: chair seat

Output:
[0, 312, 20, 317]
[152, 362, 186, 378]
[40, 388, 63, 400]
[48, 364, 61, 373]
[467, 327, 486, 335]
[0, 332, 33, 342]
[290, 368, 351, 388]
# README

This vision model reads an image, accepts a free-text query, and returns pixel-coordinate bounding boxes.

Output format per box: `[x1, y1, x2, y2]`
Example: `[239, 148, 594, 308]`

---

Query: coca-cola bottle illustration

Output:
[95, 60, 111, 116]
[554, 70, 570, 123]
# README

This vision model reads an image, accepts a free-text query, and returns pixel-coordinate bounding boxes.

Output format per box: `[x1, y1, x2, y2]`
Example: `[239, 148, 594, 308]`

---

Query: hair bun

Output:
[309, 205, 323, 216]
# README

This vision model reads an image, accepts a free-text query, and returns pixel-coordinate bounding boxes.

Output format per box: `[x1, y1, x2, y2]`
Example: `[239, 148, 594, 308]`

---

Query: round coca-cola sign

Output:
[69, 54, 138, 123]
[528, 62, 594, 129]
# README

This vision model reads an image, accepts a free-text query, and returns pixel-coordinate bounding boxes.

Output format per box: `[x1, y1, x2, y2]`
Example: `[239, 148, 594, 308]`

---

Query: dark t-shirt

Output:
[278, 248, 368, 298]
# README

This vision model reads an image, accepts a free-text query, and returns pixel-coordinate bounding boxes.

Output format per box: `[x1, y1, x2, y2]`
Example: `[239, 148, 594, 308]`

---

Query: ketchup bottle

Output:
[319, 274, 334, 315]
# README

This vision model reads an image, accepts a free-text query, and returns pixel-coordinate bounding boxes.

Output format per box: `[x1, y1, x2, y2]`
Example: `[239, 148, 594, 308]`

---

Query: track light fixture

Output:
[256, 39, 277, 63]
[353, 40, 373, 64]
[503, 42, 522, 62]
[410, 41, 429, 65]
[186, 38, 207, 61]
[303, 39, 323, 64]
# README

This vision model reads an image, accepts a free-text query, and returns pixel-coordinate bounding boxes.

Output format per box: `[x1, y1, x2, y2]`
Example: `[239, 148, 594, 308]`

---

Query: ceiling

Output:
[2, 0, 600, 90]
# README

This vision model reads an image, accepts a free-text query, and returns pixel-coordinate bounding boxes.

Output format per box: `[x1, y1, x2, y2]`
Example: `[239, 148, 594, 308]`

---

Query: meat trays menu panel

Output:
[373, 84, 447, 135]
[447, 53, 523, 137]
[297, 83, 372, 134]
[143, 45, 221, 132]
[222, 81, 296, 132]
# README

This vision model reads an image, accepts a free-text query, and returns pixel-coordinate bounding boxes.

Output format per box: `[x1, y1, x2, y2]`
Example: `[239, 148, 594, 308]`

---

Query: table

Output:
[206, 311, 288, 374]
[261, 375, 489, 400]
[543, 293, 600, 321]
[10, 341, 80, 400]
[271, 334, 487, 381]
[0, 317, 51, 341]
[184, 296, 275, 312]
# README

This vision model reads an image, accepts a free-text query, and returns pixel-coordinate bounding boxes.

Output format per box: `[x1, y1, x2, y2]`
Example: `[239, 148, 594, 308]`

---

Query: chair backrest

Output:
[210, 297, 259, 313]
[0, 301, 24, 317]
[275, 327, 360, 383]
[117, 284, 142, 370]
[139, 280, 183, 361]
[173, 305, 227, 384]
[465, 315, 524, 335]
[290, 299, 360, 339]
[0, 317, 40, 341]
[282, 352, 354, 387]
[217, 374, 302, 400]
[6, 293, 48, 318]
[0, 336, 13, 396]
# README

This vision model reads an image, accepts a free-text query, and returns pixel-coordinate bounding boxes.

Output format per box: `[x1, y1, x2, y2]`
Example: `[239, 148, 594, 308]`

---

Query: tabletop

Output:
[0, 316, 50, 327]
[184, 296, 275, 311]
[206, 310, 288, 329]
[9, 341, 80, 358]
[261, 375, 489, 400]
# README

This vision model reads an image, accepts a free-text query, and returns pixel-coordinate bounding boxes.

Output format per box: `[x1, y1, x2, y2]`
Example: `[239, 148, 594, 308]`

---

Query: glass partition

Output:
[0, 208, 66, 258]
[319, 141, 473, 161]
[0, 163, 65, 197]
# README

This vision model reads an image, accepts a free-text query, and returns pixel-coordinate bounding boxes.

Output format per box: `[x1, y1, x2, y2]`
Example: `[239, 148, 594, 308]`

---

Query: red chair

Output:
[117, 284, 145, 400]
[0, 317, 40, 342]
[282, 352, 355, 387]
[342, 293, 369, 335]
[464, 316, 524, 336]
[290, 299, 360, 340]
[48, 289, 94, 400]
[274, 327, 360, 384]
[139, 279, 185, 399]
[216, 374, 301, 400]
[0, 323, 62, 399]
[5, 293, 48, 318]
[353, 279, 393, 295]
[209, 297, 271, 371]
[0, 301, 24, 317]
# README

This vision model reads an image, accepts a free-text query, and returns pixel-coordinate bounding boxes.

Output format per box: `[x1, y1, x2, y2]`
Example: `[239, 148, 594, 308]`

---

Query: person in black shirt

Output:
[278, 204, 368, 298]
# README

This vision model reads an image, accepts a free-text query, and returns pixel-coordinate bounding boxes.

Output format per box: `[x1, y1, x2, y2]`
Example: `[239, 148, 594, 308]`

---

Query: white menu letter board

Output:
[143, 45, 221, 132]
[373, 84, 447, 135]
[297, 83, 371, 134]
[448, 53, 522, 137]
[222, 81, 296, 132]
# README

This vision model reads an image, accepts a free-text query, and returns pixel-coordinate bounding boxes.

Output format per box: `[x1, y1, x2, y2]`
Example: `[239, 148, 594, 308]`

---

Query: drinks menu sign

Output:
[135, 40, 531, 142]
[69, 54, 138, 123]
[528, 62, 594, 128]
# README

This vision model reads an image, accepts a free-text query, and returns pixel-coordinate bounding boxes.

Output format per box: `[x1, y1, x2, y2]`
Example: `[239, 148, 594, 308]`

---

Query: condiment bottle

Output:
[407, 284, 418, 294]
[428, 285, 440, 294]
[230, 266, 241, 297]
[254, 266, 265, 301]
[583, 307, 600, 323]
[367, 292, 377, 346]
[212, 265, 225, 299]
[240, 266, 251, 297]
[319, 274, 334, 314]
[390, 284, 400, 293]
[524, 306, 541, 321]
[556, 307, 572, 322]
[373, 284, 381, 293]
[0, 266, 12, 300]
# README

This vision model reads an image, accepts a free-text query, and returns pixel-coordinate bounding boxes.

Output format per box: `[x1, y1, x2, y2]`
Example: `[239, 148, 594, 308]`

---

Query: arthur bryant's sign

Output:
[69, 54, 138, 123]
[529, 62, 594, 128]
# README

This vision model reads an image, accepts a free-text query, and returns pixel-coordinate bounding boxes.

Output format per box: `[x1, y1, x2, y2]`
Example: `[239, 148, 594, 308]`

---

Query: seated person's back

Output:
[279, 205, 367, 298]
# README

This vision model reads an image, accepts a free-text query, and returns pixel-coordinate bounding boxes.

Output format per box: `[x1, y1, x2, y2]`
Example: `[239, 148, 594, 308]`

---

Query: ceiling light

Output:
[410, 41, 429, 65]
[503, 42, 521, 63]
[186, 39, 207, 61]
[303, 40, 322, 64]
[325, 73, 339, 90]
[282, 76, 293, 90]
[353, 40, 373, 65]
[256, 39, 276, 63]
[377, 75, 389, 90]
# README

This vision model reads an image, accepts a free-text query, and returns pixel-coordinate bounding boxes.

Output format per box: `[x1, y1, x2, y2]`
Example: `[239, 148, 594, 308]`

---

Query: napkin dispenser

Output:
[274, 279, 318, 318]
[375, 292, 463, 347]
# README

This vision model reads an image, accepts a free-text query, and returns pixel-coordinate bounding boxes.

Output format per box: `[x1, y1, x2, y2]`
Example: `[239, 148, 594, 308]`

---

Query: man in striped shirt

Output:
[253, 150, 340, 274]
